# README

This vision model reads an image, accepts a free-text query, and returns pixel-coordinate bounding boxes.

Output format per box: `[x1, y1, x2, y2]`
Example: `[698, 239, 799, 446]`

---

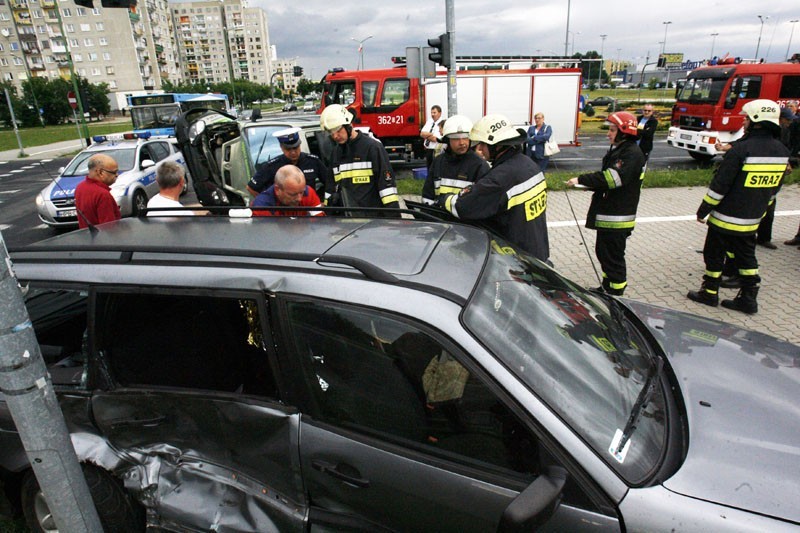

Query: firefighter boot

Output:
[721, 286, 759, 314]
[687, 282, 719, 307]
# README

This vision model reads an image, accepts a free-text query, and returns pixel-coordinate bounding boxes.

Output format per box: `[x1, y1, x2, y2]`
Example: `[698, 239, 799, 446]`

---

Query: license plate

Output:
[680, 134, 692, 140]
[57, 209, 77, 218]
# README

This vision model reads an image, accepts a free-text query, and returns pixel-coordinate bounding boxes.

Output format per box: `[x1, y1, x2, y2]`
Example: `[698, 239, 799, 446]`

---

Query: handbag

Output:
[544, 138, 560, 156]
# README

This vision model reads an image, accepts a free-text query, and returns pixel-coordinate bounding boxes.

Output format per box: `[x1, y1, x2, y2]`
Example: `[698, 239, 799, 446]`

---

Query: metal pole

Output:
[598, 34, 607, 88]
[0, 232, 103, 532]
[72, 109, 83, 146]
[445, 0, 457, 115]
[564, 0, 571, 56]
[787, 20, 799, 61]
[755, 15, 768, 60]
[4, 87, 27, 158]
[710, 32, 719, 59]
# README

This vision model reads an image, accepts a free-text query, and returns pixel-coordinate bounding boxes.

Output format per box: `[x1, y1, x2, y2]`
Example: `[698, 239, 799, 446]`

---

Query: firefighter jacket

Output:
[329, 131, 399, 209]
[577, 139, 646, 232]
[422, 149, 490, 205]
[442, 148, 550, 261]
[697, 129, 789, 235]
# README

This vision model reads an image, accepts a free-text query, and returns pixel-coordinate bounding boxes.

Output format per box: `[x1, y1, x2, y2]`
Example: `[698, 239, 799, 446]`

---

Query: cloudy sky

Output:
[253, 0, 799, 79]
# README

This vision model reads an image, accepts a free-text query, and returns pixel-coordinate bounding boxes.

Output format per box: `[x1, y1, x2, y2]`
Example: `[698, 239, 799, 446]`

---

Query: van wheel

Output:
[21, 464, 145, 533]
[131, 190, 148, 216]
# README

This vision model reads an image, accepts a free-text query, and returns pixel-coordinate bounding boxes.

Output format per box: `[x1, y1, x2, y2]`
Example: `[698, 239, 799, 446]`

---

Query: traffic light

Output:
[293, 66, 304, 77]
[73, 0, 138, 7]
[657, 56, 666, 68]
[427, 33, 451, 68]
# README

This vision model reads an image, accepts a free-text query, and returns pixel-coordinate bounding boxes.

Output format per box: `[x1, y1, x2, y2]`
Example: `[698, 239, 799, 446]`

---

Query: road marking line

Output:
[10, 169, 24, 173]
[0, 174, 11, 178]
[21, 165, 36, 169]
[0, 224, 10, 231]
[0, 190, 21, 194]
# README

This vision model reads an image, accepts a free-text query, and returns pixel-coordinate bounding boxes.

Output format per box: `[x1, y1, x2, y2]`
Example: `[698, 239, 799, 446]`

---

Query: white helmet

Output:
[320, 104, 353, 132]
[741, 99, 780, 126]
[441, 115, 473, 139]
[470, 114, 526, 146]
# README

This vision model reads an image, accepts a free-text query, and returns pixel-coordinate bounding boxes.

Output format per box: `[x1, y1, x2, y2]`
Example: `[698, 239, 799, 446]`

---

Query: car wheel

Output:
[181, 170, 191, 196]
[689, 151, 715, 163]
[131, 189, 148, 216]
[21, 464, 144, 533]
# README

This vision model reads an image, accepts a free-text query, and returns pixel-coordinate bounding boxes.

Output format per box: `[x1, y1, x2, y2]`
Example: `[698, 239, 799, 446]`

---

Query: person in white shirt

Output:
[420, 105, 445, 169]
[147, 160, 189, 216]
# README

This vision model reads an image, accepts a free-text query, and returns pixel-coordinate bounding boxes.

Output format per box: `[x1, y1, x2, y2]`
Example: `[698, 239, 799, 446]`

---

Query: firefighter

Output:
[687, 99, 789, 314]
[439, 114, 550, 263]
[422, 115, 490, 206]
[319, 104, 399, 213]
[566, 111, 646, 296]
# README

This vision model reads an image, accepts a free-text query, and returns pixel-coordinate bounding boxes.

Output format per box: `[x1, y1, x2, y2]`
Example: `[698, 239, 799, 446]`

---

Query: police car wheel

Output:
[132, 190, 148, 216]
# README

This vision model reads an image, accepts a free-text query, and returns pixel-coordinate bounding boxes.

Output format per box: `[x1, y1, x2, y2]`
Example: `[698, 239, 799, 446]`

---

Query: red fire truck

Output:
[320, 58, 583, 161]
[667, 61, 800, 161]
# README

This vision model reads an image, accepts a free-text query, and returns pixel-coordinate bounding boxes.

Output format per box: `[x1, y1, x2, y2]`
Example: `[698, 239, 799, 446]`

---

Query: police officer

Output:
[687, 99, 789, 314]
[566, 111, 646, 296]
[439, 114, 550, 263]
[246, 127, 331, 200]
[422, 115, 490, 206]
[319, 104, 399, 212]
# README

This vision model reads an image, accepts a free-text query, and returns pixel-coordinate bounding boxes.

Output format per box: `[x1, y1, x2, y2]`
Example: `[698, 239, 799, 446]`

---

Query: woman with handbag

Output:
[526, 112, 554, 171]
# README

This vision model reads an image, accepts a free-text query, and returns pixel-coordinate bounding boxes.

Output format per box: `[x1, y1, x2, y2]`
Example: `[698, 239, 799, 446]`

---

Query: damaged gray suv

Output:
[1, 214, 799, 532]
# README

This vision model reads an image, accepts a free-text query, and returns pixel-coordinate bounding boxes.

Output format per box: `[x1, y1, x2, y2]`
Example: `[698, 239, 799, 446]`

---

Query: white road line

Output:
[0, 174, 11, 178]
[21, 165, 36, 169]
[0, 225, 10, 231]
[0, 190, 21, 194]
[10, 170, 24, 173]
[548, 210, 800, 228]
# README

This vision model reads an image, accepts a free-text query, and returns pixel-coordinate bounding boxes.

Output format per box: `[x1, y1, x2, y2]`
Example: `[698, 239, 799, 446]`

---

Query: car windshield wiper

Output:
[612, 355, 664, 460]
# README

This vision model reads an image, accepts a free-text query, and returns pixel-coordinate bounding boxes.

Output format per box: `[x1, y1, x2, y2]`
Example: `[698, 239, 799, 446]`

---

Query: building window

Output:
[3, 73, 13, 82]
[77, 68, 86, 76]
[88, 52, 97, 60]
[83, 38, 93, 46]
[65, 23, 74, 32]
[0, 12, 8, 20]
[33, 9, 42, 17]
[0, 58, 7, 66]
[62, 8, 71, 17]
[99, 37, 107, 45]
[109, 80, 117, 89]
[73, 53, 82, 62]
[12, 56, 23, 66]
[95, 22, 103, 31]
[106, 66, 114, 75]
[69, 38, 78, 46]
[91, 67, 100, 76]
[80, 23, 90, 31]
[37, 25, 46, 33]
[76, 7, 85, 15]
[92, 8, 100, 15]
[10, 42, 19, 51]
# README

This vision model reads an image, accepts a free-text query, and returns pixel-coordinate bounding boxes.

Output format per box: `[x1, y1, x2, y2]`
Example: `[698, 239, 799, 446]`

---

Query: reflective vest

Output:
[422, 149, 490, 205]
[330, 132, 399, 209]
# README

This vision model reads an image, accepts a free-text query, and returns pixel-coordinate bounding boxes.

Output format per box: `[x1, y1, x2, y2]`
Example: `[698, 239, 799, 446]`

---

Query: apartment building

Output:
[0, 0, 273, 112]
[171, 0, 273, 86]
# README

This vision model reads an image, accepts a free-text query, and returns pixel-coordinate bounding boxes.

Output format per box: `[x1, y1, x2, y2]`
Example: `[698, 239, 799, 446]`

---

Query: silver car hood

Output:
[624, 299, 800, 524]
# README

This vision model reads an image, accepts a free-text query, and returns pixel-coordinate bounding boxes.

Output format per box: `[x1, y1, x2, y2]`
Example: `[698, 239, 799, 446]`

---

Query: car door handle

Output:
[311, 460, 370, 488]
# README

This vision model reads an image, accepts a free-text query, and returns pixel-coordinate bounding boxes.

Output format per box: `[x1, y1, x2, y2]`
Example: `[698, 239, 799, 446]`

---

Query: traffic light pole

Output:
[53, 5, 90, 146]
[445, 0, 457, 114]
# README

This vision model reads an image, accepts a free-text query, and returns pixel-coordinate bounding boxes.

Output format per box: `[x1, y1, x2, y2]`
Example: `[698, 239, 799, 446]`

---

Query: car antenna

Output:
[37, 159, 98, 234]
[563, 186, 601, 284]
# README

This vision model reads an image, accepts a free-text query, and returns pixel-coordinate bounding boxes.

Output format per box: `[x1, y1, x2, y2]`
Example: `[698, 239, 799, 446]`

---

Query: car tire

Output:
[689, 151, 715, 163]
[21, 464, 144, 533]
[181, 170, 191, 196]
[131, 189, 148, 216]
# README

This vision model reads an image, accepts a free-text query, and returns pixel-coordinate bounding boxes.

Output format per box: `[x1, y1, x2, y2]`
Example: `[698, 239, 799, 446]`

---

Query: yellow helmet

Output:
[740, 99, 780, 126]
[469, 114, 526, 145]
[320, 104, 353, 132]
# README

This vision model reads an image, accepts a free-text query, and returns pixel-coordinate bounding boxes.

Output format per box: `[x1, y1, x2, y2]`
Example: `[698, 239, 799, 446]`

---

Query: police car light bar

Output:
[92, 132, 152, 143]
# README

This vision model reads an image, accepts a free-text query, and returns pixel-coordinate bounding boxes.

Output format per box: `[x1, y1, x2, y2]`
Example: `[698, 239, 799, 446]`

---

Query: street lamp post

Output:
[564, 0, 571, 56]
[755, 15, 769, 61]
[661, 21, 672, 57]
[710, 32, 719, 58]
[598, 34, 607, 88]
[351, 35, 373, 71]
[568, 31, 581, 56]
[3, 87, 27, 157]
[787, 20, 799, 61]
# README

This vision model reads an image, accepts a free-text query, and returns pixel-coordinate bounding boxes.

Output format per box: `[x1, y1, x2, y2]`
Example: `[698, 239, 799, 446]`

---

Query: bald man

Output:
[252, 164, 324, 217]
[74, 153, 121, 228]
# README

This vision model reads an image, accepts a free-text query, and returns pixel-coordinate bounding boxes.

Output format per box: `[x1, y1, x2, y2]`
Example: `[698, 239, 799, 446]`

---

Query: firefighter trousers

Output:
[595, 230, 631, 295]
[702, 228, 760, 292]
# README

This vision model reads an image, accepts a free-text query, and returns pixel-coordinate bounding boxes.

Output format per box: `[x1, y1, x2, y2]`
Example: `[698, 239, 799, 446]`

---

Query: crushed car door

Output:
[89, 291, 306, 532]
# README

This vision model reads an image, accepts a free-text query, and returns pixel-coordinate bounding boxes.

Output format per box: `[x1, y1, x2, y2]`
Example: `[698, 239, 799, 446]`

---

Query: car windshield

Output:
[62, 148, 137, 176]
[463, 242, 667, 483]
[243, 125, 289, 170]
[676, 73, 731, 104]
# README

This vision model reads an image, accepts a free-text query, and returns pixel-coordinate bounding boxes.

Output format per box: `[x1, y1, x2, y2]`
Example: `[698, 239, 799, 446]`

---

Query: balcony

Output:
[41, 0, 56, 6]
[51, 45, 67, 53]
[154, 44, 164, 53]
[11, 0, 29, 9]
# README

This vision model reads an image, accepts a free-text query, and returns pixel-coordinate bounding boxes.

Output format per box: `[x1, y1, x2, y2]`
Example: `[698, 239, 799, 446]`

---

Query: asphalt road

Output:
[0, 133, 705, 249]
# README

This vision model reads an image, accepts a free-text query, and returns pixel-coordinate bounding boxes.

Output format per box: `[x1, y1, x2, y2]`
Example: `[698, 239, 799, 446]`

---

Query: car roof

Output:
[11, 217, 489, 304]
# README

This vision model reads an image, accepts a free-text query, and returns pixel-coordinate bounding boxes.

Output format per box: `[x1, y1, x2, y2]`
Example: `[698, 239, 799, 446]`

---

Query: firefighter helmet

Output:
[319, 104, 353, 132]
[741, 99, 780, 126]
[469, 114, 526, 145]
[605, 112, 639, 136]
[441, 115, 473, 139]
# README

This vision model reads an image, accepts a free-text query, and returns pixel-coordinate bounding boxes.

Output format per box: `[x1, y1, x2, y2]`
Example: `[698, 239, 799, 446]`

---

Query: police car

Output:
[34, 132, 189, 228]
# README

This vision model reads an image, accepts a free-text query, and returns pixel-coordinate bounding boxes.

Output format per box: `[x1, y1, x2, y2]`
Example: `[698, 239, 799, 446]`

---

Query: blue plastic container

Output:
[412, 167, 428, 180]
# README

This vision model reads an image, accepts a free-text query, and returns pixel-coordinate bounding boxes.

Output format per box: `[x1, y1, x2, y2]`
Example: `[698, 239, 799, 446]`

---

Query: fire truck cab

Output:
[667, 62, 800, 161]
[321, 58, 583, 161]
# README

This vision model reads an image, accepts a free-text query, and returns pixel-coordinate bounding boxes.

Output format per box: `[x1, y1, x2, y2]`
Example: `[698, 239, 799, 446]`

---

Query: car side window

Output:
[94, 292, 277, 398]
[23, 286, 89, 388]
[379, 79, 410, 108]
[284, 300, 540, 477]
[148, 142, 170, 162]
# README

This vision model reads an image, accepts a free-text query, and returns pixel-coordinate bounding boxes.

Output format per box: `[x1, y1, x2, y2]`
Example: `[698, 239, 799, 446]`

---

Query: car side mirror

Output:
[496, 466, 567, 532]
[58, 166, 65, 174]
[141, 159, 155, 170]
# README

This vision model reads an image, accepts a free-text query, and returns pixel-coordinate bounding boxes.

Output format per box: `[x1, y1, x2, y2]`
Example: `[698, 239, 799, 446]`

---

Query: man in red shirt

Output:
[74, 154, 121, 228]
[252, 165, 325, 217]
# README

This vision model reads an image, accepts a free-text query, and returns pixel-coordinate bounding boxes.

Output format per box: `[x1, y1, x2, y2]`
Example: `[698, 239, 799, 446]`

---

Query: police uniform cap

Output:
[273, 127, 302, 148]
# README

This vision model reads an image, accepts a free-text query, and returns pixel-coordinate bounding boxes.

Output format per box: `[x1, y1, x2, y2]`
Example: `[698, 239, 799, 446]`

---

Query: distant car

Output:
[303, 101, 316, 112]
[282, 103, 297, 112]
[174, 108, 332, 207]
[34, 133, 188, 229]
[588, 96, 616, 107]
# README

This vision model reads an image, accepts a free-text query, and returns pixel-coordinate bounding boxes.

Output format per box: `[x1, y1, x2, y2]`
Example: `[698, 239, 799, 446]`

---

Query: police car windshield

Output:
[62, 148, 137, 176]
[462, 242, 668, 484]
[243, 125, 284, 169]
